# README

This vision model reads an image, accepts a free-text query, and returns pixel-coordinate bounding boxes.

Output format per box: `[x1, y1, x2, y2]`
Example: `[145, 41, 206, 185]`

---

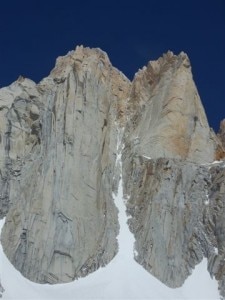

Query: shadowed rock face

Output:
[125, 157, 209, 287]
[206, 162, 225, 297]
[0, 77, 41, 219]
[0, 46, 225, 297]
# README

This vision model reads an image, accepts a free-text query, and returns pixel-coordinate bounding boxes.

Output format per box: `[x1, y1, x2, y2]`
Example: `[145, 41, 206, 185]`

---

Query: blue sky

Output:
[0, 0, 224, 131]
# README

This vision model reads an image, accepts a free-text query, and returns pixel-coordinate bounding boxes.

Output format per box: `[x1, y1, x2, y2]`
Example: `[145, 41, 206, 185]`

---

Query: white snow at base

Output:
[0, 151, 220, 299]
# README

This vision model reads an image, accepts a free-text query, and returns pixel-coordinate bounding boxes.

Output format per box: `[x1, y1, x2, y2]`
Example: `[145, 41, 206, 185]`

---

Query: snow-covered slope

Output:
[0, 151, 220, 299]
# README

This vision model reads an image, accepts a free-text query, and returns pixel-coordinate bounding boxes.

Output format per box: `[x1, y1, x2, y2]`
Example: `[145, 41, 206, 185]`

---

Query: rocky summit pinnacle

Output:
[0, 46, 225, 297]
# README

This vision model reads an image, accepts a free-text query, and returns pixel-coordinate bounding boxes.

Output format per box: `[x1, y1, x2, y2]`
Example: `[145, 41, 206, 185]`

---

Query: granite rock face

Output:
[1, 46, 130, 283]
[125, 157, 210, 287]
[0, 77, 41, 218]
[122, 52, 225, 292]
[218, 119, 225, 149]
[123, 51, 222, 164]
[206, 161, 225, 298]
[0, 46, 225, 297]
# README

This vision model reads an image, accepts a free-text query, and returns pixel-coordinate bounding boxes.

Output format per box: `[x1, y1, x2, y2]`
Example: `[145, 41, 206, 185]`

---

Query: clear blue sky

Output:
[0, 0, 224, 131]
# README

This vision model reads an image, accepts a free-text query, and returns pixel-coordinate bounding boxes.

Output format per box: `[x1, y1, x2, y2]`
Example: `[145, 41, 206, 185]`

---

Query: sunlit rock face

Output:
[122, 52, 225, 292]
[1, 46, 225, 298]
[123, 51, 221, 164]
[0, 46, 130, 283]
[218, 119, 225, 149]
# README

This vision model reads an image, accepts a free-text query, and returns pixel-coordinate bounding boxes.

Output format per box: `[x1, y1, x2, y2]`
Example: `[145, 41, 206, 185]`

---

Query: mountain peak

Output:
[49, 46, 111, 82]
[126, 50, 222, 163]
[0, 46, 225, 298]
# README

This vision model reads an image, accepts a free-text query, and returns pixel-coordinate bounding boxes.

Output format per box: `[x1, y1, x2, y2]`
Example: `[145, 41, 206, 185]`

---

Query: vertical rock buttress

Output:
[0, 46, 130, 283]
[122, 51, 225, 290]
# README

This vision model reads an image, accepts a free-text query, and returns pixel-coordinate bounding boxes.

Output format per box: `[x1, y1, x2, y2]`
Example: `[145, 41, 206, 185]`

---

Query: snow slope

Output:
[0, 151, 220, 299]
